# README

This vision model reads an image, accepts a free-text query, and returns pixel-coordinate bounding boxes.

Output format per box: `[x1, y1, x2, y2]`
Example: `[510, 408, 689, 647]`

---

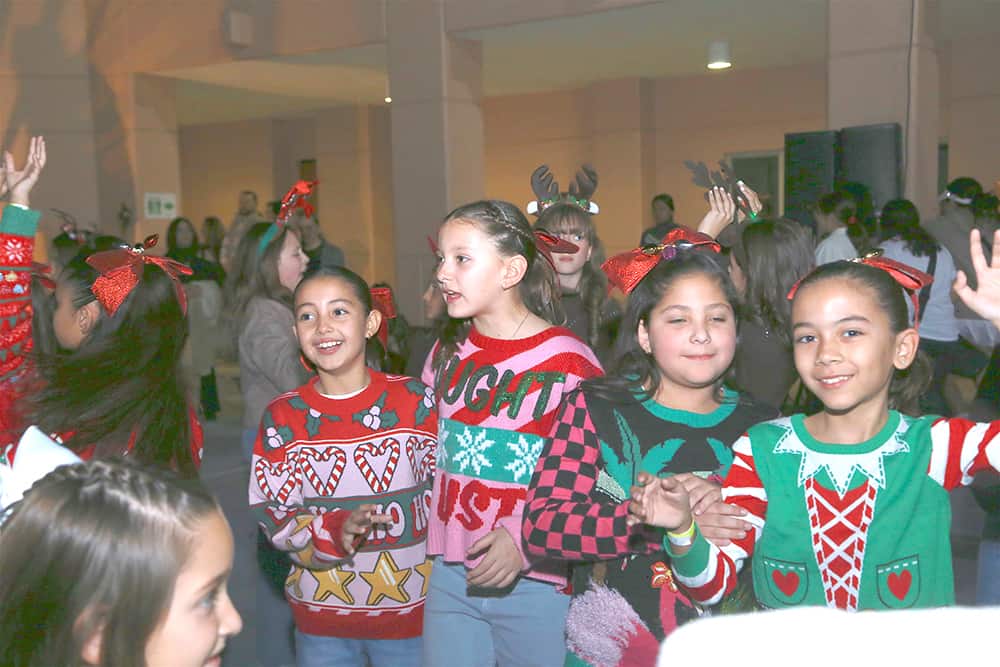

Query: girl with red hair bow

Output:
[523, 228, 778, 667]
[631, 236, 1000, 615]
[0, 136, 203, 477]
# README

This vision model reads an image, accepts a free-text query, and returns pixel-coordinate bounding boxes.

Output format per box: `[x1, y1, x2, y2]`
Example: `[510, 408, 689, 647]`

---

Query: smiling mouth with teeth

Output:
[317, 341, 343, 350]
[818, 375, 850, 385]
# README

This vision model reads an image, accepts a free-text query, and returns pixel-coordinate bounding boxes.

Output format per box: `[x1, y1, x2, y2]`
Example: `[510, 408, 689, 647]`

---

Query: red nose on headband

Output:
[786, 250, 934, 327]
[86, 235, 193, 315]
[601, 228, 721, 295]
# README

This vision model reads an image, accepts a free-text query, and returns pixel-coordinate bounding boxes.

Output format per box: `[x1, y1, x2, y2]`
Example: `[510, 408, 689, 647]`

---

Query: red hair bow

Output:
[31, 262, 55, 290]
[533, 231, 579, 269]
[369, 286, 397, 347]
[787, 250, 934, 326]
[86, 235, 193, 315]
[277, 180, 318, 225]
[601, 228, 721, 295]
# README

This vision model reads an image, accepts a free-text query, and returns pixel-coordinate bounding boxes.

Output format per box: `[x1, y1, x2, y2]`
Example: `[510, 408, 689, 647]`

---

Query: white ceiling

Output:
[161, 0, 1000, 126]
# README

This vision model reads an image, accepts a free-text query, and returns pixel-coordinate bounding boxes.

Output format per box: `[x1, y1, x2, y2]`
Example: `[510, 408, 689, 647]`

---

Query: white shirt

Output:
[814, 227, 857, 265]
[879, 238, 959, 342]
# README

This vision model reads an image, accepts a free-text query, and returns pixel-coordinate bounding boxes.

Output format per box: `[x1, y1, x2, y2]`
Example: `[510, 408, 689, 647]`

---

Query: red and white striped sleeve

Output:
[927, 417, 1000, 490]
[669, 434, 767, 606]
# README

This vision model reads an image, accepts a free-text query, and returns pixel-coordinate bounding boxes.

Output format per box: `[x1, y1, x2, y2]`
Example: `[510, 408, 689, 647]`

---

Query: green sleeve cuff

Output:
[1, 204, 41, 238]
[664, 523, 711, 577]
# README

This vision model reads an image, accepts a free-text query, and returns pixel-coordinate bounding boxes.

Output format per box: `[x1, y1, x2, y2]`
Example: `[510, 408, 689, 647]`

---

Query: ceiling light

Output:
[384, 96, 392, 104]
[707, 41, 732, 70]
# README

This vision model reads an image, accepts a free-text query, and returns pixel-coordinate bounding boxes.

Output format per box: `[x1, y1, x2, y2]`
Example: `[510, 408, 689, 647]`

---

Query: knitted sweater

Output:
[670, 412, 1000, 611]
[422, 326, 602, 583]
[0, 204, 39, 435]
[524, 386, 777, 667]
[249, 372, 437, 639]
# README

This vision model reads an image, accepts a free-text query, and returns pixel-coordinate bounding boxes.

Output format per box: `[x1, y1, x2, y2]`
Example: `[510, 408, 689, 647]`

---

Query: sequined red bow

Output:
[276, 180, 318, 225]
[787, 250, 934, 326]
[369, 286, 397, 347]
[86, 235, 193, 315]
[601, 228, 721, 295]
[533, 231, 579, 269]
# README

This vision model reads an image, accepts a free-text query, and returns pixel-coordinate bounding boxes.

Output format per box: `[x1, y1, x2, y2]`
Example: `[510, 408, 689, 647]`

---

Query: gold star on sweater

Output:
[313, 567, 356, 605]
[414, 558, 434, 597]
[360, 551, 411, 605]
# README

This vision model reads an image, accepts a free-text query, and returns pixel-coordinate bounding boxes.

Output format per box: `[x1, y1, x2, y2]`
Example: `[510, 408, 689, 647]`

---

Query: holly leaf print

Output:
[639, 439, 685, 476]
[707, 437, 734, 475]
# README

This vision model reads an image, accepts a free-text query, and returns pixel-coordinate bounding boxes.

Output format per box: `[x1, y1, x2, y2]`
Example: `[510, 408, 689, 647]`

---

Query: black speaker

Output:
[784, 130, 839, 230]
[837, 123, 902, 211]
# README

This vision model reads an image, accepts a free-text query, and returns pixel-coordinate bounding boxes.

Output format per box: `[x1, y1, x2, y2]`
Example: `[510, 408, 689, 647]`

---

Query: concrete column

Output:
[315, 105, 393, 285]
[386, 0, 484, 322]
[827, 0, 940, 216]
[92, 72, 182, 243]
[0, 0, 101, 245]
[580, 78, 656, 257]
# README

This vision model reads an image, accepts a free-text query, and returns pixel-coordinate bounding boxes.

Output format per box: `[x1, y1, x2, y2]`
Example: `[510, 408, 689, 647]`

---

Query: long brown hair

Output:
[0, 460, 220, 667]
[226, 222, 300, 324]
[433, 200, 563, 370]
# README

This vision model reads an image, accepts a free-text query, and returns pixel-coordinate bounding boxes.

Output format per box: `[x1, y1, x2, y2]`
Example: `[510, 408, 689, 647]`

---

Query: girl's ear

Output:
[637, 319, 652, 355]
[892, 327, 920, 370]
[500, 255, 529, 291]
[365, 308, 384, 340]
[78, 301, 101, 337]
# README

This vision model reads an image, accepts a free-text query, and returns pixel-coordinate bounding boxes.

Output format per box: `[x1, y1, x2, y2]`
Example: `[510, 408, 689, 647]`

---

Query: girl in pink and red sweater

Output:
[422, 200, 602, 666]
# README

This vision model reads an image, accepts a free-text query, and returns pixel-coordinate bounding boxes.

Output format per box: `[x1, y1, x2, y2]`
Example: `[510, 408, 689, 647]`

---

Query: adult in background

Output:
[641, 193, 680, 245]
[219, 190, 266, 273]
[288, 211, 345, 272]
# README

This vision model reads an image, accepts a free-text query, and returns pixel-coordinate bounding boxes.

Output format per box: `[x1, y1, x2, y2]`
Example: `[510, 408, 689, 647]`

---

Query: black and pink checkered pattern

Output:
[524, 390, 647, 561]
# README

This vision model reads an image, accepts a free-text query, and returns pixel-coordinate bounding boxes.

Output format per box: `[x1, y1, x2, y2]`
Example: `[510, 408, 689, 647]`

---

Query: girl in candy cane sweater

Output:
[249, 267, 436, 667]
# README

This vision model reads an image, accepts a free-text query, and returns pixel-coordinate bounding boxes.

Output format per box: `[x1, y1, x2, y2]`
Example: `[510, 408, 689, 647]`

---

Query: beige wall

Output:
[944, 35, 1000, 192]
[178, 119, 275, 228]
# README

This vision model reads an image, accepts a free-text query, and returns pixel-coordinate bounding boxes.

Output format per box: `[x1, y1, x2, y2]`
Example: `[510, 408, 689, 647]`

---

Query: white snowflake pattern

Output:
[504, 435, 544, 483]
[3, 238, 29, 265]
[452, 427, 494, 476]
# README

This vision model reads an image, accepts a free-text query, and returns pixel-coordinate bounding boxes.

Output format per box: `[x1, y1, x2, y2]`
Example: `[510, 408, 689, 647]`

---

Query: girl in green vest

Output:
[629, 229, 1000, 612]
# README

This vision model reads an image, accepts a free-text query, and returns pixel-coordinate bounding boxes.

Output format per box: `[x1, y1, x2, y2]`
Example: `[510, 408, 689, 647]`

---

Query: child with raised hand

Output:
[0, 137, 203, 475]
[523, 229, 778, 667]
[250, 266, 437, 667]
[0, 459, 242, 667]
[422, 200, 602, 667]
[631, 230, 1000, 612]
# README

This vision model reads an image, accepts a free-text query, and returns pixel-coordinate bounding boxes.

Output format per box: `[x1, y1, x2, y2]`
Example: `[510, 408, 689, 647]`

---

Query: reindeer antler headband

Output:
[526, 164, 600, 216]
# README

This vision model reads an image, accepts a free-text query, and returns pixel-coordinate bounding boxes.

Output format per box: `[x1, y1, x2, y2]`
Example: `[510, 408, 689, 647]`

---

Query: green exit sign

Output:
[144, 192, 178, 219]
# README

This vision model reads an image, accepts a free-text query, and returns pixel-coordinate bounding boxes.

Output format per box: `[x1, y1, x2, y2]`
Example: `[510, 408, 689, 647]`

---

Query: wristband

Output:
[7, 203, 28, 210]
[667, 520, 696, 547]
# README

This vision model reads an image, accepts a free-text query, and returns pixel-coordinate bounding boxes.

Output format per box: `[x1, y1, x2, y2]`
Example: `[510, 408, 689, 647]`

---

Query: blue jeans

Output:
[295, 632, 421, 667]
[242, 427, 257, 462]
[423, 560, 569, 667]
[977, 539, 1000, 605]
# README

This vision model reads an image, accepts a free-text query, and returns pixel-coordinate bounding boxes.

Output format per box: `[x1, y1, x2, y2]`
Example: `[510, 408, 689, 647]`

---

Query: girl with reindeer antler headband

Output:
[529, 164, 622, 362]
[0, 136, 204, 484]
[524, 228, 778, 666]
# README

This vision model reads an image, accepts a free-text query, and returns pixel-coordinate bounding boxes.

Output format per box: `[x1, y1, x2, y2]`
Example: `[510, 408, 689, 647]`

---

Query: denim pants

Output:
[295, 632, 422, 667]
[423, 560, 569, 667]
[977, 539, 1000, 605]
